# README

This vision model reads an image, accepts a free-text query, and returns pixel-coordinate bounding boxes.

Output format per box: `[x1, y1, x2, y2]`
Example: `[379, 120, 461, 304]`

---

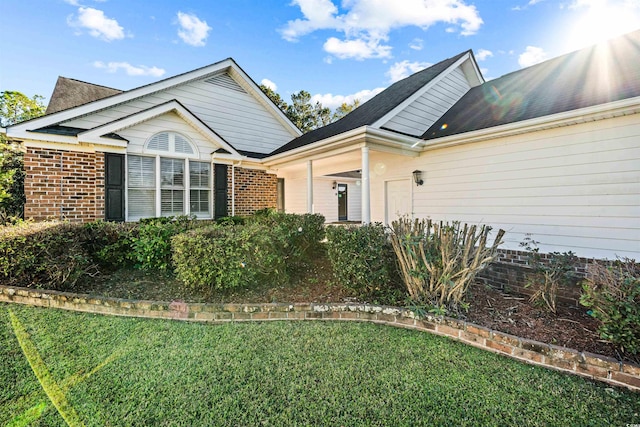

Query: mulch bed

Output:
[73, 256, 626, 362]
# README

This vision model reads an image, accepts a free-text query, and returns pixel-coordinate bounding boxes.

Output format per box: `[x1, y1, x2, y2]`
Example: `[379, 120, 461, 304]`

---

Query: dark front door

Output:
[214, 164, 228, 219]
[104, 153, 125, 221]
[338, 183, 347, 221]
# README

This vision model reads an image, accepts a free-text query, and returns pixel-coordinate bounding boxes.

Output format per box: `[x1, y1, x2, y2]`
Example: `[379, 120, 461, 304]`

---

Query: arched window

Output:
[128, 132, 210, 220]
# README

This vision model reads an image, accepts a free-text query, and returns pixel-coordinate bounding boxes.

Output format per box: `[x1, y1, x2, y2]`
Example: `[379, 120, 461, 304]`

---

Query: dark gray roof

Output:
[31, 125, 128, 141]
[423, 30, 640, 140]
[45, 77, 123, 115]
[270, 50, 470, 155]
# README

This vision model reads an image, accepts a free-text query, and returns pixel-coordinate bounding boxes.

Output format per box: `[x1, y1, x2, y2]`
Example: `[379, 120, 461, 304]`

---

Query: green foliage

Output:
[325, 224, 398, 299]
[520, 235, 579, 313]
[0, 91, 46, 127]
[580, 259, 640, 357]
[172, 223, 287, 291]
[0, 222, 95, 290]
[81, 221, 138, 270]
[131, 216, 201, 271]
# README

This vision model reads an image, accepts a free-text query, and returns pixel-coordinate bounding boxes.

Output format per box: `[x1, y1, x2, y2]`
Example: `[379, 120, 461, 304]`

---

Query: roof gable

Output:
[424, 30, 640, 140]
[45, 77, 122, 115]
[270, 50, 472, 155]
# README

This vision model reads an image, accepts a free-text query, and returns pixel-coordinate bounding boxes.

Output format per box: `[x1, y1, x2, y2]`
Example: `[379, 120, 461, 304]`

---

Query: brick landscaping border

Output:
[1, 284, 638, 392]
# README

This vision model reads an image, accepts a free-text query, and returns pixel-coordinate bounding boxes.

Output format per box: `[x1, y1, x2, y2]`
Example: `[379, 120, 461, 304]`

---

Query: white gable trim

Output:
[371, 53, 475, 130]
[8, 59, 301, 138]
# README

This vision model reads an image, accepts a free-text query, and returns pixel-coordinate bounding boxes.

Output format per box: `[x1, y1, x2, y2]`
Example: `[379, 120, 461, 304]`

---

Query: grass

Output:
[1, 304, 639, 426]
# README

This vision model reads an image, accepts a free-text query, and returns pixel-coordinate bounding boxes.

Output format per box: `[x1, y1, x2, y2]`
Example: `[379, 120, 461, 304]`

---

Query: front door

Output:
[337, 183, 347, 221]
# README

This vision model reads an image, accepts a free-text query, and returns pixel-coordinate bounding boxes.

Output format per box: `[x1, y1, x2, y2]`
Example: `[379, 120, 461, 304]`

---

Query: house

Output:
[4, 59, 301, 222]
[3, 30, 639, 262]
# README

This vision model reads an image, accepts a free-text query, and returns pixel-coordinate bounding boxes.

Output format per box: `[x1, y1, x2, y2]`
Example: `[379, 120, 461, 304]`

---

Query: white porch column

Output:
[361, 146, 371, 224]
[306, 160, 314, 213]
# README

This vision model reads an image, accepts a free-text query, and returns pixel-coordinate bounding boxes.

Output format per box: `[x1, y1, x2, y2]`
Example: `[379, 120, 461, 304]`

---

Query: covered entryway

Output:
[337, 183, 348, 220]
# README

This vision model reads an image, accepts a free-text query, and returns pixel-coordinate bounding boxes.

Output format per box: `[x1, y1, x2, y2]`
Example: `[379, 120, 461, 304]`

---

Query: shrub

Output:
[172, 223, 287, 291]
[0, 222, 95, 290]
[250, 211, 325, 265]
[520, 236, 579, 313]
[81, 221, 138, 270]
[580, 259, 640, 357]
[326, 224, 398, 299]
[389, 218, 504, 314]
[131, 216, 201, 271]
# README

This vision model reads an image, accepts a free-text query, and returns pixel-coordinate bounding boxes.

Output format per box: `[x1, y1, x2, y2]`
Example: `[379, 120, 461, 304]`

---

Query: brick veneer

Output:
[478, 249, 596, 305]
[24, 148, 105, 222]
[228, 166, 277, 216]
[1, 284, 638, 391]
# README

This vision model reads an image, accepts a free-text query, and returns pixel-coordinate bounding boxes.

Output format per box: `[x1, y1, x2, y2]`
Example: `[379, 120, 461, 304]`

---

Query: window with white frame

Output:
[127, 132, 211, 221]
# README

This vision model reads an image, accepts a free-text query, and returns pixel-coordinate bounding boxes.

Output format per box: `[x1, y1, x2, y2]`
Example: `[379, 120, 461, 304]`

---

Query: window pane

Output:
[128, 189, 155, 220]
[190, 189, 210, 215]
[128, 155, 155, 188]
[174, 134, 194, 154]
[161, 189, 184, 216]
[190, 161, 210, 188]
[148, 133, 169, 151]
[161, 158, 184, 187]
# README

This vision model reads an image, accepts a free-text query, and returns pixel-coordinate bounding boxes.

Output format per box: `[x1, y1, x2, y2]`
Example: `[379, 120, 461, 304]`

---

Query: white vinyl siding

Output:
[61, 72, 295, 154]
[282, 177, 362, 223]
[366, 114, 640, 259]
[382, 66, 471, 136]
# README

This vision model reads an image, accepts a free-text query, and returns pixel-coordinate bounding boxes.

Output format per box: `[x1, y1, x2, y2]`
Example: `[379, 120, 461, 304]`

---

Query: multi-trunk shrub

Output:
[325, 223, 400, 301]
[580, 259, 640, 358]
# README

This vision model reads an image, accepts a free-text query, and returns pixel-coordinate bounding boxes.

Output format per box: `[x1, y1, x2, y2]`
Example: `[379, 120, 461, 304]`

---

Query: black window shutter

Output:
[214, 164, 228, 219]
[104, 153, 125, 222]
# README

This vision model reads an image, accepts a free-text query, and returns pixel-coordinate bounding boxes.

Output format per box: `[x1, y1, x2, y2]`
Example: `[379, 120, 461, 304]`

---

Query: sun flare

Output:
[564, 1, 640, 52]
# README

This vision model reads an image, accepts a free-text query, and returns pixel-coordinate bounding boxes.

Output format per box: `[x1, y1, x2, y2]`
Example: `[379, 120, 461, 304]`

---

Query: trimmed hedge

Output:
[325, 224, 400, 300]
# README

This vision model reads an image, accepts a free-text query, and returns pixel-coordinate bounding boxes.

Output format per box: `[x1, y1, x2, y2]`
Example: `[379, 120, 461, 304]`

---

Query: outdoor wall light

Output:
[332, 181, 337, 189]
[413, 170, 424, 186]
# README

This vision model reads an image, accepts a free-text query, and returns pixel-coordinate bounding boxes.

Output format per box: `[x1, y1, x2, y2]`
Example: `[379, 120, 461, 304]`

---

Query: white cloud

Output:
[323, 36, 392, 60]
[261, 78, 277, 91]
[476, 49, 493, 61]
[409, 38, 423, 51]
[386, 60, 432, 83]
[176, 12, 211, 47]
[518, 46, 548, 67]
[93, 61, 166, 77]
[64, 0, 81, 5]
[280, 0, 483, 60]
[68, 7, 125, 41]
[311, 87, 385, 110]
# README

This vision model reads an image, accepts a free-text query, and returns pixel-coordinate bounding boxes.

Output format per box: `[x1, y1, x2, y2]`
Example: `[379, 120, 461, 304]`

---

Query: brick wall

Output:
[478, 249, 595, 305]
[228, 166, 277, 216]
[24, 148, 105, 222]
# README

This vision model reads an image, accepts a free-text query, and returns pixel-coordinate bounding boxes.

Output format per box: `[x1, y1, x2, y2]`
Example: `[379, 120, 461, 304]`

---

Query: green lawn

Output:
[1, 304, 638, 426]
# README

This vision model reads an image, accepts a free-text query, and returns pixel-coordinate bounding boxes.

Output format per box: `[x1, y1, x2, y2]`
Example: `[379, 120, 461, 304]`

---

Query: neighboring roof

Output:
[45, 77, 122, 115]
[423, 30, 640, 140]
[269, 50, 470, 155]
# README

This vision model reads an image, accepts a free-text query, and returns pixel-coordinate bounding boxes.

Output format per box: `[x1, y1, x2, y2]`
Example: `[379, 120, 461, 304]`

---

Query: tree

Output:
[0, 91, 46, 219]
[260, 86, 360, 134]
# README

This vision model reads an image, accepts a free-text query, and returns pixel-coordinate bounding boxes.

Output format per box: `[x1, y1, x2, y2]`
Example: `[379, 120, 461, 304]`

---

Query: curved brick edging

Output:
[1, 284, 638, 392]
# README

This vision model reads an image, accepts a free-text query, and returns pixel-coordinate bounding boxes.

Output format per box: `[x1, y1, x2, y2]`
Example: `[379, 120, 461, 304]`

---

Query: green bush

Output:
[172, 223, 287, 291]
[131, 216, 202, 271]
[580, 259, 640, 357]
[250, 211, 325, 265]
[0, 222, 95, 290]
[81, 221, 138, 270]
[325, 224, 399, 300]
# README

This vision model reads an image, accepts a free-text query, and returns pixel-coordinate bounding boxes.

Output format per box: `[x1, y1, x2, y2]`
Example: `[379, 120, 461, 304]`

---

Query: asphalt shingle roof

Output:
[45, 77, 123, 115]
[423, 30, 640, 140]
[269, 50, 470, 155]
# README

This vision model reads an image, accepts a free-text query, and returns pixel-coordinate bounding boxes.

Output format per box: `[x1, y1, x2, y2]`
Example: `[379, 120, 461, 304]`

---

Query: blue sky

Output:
[2, 0, 639, 109]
